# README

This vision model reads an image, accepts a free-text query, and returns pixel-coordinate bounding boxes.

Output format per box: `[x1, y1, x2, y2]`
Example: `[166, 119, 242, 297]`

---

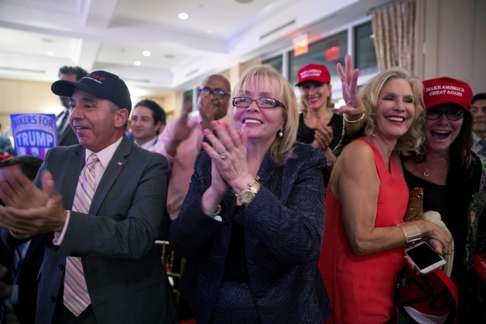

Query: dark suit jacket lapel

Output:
[57, 111, 68, 142]
[62, 146, 85, 210]
[58, 126, 68, 145]
[58, 127, 78, 146]
[59, 127, 70, 145]
[89, 137, 132, 215]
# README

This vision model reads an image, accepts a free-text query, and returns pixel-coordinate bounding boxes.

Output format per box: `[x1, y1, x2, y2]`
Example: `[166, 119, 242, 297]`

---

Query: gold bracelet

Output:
[397, 223, 422, 244]
[235, 178, 260, 206]
[343, 112, 365, 124]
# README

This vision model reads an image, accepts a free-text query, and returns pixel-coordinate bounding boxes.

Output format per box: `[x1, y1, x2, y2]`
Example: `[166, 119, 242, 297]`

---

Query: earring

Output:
[277, 129, 284, 138]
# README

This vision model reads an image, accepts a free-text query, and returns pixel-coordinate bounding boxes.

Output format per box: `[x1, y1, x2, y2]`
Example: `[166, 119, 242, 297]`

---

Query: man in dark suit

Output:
[0, 71, 174, 323]
[56, 66, 88, 146]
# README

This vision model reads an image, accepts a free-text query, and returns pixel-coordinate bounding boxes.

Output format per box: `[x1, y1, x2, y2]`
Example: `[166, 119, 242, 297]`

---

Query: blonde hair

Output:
[233, 65, 298, 165]
[360, 67, 424, 155]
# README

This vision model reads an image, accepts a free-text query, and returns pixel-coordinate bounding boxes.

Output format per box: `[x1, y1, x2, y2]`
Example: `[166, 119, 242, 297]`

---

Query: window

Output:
[288, 31, 348, 86]
[262, 55, 283, 74]
[183, 89, 195, 111]
[354, 22, 378, 75]
[183, 89, 193, 103]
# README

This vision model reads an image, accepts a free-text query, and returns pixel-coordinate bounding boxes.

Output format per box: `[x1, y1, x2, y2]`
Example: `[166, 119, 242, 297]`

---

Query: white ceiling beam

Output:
[0, 19, 227, 55]
[75, 40, 101, 71]
[83, 0, 119, 28]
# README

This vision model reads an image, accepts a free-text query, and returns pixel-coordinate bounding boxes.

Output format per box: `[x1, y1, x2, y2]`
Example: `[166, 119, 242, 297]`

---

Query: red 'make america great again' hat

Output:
[423, 77, 473, 112]
[296, 64, 331, 86]
[396, 268, 458, 323]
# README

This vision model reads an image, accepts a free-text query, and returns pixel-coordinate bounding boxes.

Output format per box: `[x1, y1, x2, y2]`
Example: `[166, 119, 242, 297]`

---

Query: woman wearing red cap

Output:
[402, 76, 486, 322]
[295, 56, 365, 182]
[319, 68, 453, 323]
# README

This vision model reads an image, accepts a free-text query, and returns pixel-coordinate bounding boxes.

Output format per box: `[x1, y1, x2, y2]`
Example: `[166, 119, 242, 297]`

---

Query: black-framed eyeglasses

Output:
[426, 107, 464, 121]
[232, 97, 286, 109]
[197, 86, 228, 98]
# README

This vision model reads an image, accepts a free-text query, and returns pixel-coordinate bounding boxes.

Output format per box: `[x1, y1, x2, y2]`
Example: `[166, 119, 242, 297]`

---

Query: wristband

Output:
[397, 222, 422, 244]
[343, 112, 365, 124]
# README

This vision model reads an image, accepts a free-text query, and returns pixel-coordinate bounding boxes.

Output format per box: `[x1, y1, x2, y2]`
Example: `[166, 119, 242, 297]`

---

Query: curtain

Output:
[371, 0, 416, 72]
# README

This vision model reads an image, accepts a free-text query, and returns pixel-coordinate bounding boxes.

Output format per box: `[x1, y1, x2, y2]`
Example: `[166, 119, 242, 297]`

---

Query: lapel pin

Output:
[117, 161, 123, 166]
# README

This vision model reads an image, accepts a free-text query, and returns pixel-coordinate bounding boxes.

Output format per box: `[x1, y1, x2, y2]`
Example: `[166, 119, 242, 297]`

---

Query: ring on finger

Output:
[219, 152, 228, 161]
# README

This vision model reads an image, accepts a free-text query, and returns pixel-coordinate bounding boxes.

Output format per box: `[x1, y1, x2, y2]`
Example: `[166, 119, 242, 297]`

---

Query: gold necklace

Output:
[421, 157, 448, 178]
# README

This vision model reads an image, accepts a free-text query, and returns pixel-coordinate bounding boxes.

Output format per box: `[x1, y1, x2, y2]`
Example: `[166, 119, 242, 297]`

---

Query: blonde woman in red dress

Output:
[319, 68, 453, 323]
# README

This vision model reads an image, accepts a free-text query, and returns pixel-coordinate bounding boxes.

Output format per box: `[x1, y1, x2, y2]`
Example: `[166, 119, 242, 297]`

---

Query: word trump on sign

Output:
[10, 113, 57, 159]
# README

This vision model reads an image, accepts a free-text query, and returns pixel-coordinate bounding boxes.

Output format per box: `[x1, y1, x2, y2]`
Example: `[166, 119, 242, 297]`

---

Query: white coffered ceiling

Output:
[0, 0, 390, 95]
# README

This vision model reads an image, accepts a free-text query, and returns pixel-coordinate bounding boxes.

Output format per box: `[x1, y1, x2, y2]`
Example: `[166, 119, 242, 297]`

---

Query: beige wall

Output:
[0, 78, 185, 133]
[0, 78, 62, 130]
[156, 91, 183, 121]
[0, 56, 263, 132]
[419, 0, 486, 93]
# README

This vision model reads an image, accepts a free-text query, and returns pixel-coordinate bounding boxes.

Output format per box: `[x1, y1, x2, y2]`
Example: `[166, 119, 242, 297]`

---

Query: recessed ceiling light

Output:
[134, 60, 141, 66]
[177, 12, 189, 20]
[47, 51, 54, 56]
[142, 50, 151, 57]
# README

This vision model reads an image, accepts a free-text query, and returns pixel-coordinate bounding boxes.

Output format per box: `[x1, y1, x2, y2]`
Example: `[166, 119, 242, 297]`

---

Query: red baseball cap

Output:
[396, 268, 458, 323]
[423, 77, 473, 112]
[296, 64, 331, 86]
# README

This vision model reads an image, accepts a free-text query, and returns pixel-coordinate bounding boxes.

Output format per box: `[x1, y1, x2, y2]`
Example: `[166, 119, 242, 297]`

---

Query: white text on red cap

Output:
[300, 69, 322, 78]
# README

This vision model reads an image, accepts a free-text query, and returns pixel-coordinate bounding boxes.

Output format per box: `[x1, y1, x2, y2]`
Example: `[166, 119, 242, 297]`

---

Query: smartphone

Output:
[405, 240, 446, 274]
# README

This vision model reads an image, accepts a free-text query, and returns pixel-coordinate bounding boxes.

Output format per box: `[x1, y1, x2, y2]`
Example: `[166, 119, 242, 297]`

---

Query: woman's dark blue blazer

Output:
[170, 143, 330, 324]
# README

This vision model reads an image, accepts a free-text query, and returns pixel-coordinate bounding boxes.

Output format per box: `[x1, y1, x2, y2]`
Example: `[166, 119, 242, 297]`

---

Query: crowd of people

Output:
[0, 58, 485, 324]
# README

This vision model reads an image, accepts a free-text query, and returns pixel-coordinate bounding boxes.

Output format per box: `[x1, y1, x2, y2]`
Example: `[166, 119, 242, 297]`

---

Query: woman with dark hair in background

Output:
[402, 77, 486, 322]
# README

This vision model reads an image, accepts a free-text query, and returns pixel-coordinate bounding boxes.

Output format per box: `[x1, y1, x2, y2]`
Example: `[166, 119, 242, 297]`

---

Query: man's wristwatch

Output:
[235, 178, 261, 206]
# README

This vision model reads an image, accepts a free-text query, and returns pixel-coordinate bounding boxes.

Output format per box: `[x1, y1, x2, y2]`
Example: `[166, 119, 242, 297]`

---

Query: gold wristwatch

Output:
[235, 178, 261, 206]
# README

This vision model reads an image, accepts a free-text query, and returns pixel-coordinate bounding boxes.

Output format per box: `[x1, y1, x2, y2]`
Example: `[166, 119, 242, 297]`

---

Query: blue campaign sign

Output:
[10, 113, 57, 159]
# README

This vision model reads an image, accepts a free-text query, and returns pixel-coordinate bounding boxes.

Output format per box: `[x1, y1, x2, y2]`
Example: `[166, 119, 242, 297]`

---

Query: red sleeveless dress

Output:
[319, 138, 408, 323]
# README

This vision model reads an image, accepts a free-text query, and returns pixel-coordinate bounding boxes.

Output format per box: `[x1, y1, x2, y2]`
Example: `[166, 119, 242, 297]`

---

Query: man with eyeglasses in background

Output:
[152, 74, 231, 220]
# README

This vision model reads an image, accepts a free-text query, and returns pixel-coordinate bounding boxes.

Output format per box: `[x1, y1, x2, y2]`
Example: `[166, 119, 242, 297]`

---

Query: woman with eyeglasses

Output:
[295, 56, 365, 182]
[402, 77, 486, 322]
[170, 65, 329, 323]
[319, 69, 453, 323]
